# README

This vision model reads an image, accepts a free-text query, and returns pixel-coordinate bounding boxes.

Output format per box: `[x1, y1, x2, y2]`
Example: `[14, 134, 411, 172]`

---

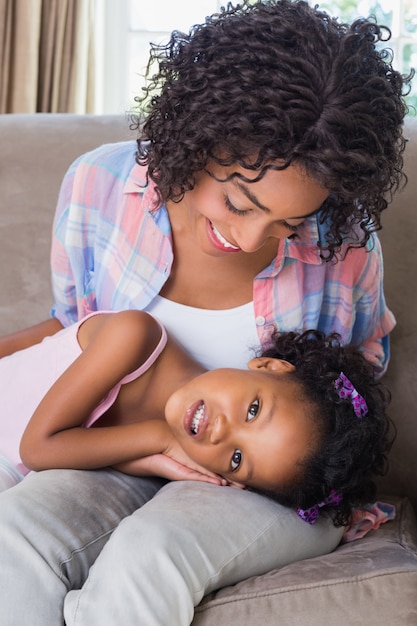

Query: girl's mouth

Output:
[191, 402, 205, 434]
[184, 401, 208, 437]
[206, 219, 241, 252]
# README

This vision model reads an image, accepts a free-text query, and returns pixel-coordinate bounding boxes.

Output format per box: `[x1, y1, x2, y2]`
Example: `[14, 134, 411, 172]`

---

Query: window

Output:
[96, 0, 416, 114]
[96, 0, 224, 113]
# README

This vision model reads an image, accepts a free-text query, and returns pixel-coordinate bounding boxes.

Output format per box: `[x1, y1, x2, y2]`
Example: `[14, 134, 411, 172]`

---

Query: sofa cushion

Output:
[192, 496, 417, 625]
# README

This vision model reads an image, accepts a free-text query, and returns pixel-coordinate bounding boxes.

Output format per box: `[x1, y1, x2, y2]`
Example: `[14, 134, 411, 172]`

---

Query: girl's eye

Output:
[231, 449, 242, 471]
[224, 196, 250, 216]
[247, 399, 259, 421]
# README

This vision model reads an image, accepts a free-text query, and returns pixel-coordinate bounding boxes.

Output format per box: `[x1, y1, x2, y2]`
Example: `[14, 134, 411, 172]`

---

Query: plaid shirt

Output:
[51, 141, 395, 374]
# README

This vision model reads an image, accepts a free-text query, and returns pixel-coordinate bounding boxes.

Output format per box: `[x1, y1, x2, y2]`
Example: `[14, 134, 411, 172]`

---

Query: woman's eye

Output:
[231, 449, 242, 471]
[247, 399, 259, 421]
[282, 221, 300, 233]
[224, 196, 250, 216]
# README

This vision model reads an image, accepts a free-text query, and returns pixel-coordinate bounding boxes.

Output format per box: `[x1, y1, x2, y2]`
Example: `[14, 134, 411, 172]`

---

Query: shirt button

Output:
[255, 316, 266, 326]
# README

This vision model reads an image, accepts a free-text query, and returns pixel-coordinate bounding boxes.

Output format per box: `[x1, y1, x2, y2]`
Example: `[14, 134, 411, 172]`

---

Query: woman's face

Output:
[164, 358, 316, 492]
[177, 162, 329, 256]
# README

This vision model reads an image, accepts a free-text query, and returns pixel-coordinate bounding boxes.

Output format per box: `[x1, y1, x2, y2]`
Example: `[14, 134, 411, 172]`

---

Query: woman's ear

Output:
[247, 357, 295, 373]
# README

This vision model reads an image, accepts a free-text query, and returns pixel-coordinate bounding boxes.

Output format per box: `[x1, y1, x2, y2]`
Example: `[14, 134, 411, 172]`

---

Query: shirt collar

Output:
[123, 161, 160, 211]
[263, 214, 324, 277]
[282, 215, 323, 264]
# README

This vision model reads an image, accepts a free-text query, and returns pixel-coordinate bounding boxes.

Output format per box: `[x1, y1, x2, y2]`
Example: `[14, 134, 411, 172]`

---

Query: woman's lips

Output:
[206, 219, 241, 253]
[184, 400, 208, 438]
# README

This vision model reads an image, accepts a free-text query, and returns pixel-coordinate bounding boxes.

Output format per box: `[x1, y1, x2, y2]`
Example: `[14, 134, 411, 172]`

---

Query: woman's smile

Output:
[206, 219, 241, 253]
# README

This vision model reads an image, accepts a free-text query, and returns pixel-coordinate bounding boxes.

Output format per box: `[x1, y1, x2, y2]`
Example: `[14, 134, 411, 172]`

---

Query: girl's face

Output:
[177, 162, 329, 256]
[165, 358, 317, 492]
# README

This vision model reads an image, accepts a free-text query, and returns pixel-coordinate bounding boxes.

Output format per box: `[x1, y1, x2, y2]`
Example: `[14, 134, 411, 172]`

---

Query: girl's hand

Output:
[113, 454, 228, 486]
[162, 434, 247, 489]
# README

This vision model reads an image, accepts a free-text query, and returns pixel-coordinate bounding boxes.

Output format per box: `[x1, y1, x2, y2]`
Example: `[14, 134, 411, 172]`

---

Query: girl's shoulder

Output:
[78, 310, 166, 357]
[111, 310, 164, 344]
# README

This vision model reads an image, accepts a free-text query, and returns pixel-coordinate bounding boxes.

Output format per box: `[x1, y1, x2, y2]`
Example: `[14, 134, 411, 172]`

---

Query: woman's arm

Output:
[19, 311, 170, 471]
[0, 318, 64, 358]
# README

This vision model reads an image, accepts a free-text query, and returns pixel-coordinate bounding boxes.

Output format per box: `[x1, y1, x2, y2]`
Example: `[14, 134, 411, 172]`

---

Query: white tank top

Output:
[144, 296, 260, 370]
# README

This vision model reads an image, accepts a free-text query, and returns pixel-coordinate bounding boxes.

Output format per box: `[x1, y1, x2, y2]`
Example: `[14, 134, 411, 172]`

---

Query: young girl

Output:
[1, 309, 392, 526]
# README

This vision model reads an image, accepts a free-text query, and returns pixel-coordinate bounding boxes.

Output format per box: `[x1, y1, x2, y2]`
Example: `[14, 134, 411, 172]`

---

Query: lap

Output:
[64, 480, 343, 625]
[0, 470, 343, 626]
[126, 481, 344, 591]
[0, 468, 165, 582]
[0, 469, 165, 626]
[0, 471, 343, 584]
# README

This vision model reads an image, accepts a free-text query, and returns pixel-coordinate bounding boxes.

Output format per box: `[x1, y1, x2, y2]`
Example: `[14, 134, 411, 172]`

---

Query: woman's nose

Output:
[209, 414, 229, 445]
[235, 222, 286, 253]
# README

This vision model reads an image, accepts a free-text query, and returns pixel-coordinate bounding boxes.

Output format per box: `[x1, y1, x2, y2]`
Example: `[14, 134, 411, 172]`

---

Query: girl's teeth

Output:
[211, 224, 240, 250]
[191, 403, 205, 435]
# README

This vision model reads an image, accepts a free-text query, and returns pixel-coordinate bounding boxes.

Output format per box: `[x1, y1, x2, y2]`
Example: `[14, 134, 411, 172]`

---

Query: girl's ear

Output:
[247, 357, 295, 373]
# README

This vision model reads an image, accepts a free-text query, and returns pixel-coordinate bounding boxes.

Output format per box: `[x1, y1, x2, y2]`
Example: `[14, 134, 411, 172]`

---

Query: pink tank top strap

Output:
[77, 311, 168, 385]
[82, 314, 168, 429]
[119, 318, 168, 385]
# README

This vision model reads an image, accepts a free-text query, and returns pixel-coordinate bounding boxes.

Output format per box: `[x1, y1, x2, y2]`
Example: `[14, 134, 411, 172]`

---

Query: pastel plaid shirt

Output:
[51, 141, 395, 374]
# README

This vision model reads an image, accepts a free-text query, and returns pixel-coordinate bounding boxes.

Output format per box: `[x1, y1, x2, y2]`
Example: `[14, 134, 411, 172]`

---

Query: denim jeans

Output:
[0, 468, 343, 625]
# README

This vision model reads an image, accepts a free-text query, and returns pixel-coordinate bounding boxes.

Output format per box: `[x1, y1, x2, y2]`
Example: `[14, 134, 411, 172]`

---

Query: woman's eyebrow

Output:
[233, 179, 324, 219]
[233, 179, 270, 213]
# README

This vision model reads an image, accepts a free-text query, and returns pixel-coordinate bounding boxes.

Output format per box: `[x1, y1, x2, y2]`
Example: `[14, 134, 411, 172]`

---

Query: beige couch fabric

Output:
[1, 113, 417, 625]
[0, 114, 133, 333]
[194, 496, 417, 624]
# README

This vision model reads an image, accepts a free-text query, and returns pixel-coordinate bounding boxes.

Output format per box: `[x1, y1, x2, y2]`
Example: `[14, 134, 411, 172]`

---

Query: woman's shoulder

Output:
[61, 140, 149, 191]
[74, 140, 139, 176]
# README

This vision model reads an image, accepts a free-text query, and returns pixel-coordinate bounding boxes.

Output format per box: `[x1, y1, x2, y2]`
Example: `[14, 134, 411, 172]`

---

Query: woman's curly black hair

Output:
[132, 0, 413, 260]
[255, 329, 395, 526]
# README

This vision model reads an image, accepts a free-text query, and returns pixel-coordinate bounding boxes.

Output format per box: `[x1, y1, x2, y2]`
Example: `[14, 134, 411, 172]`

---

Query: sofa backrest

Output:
[0, 114, 135, 332]
[0, 112, 416, 509]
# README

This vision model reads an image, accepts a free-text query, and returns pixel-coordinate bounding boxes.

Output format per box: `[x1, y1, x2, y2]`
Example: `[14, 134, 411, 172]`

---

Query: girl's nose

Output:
[209, 414, 229, 445]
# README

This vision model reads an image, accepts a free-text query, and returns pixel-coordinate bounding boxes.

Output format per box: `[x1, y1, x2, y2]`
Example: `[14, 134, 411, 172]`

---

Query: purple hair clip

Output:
[297, 489, 343, 524]
[334, 371, 368, 418]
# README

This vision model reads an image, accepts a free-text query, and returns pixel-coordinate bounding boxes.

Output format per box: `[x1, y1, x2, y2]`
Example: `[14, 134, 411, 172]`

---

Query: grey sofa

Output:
[1, 113, 417, 625]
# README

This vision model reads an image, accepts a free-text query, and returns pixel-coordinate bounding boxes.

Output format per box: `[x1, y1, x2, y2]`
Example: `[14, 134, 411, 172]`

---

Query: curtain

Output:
[0, 0, 95, 113]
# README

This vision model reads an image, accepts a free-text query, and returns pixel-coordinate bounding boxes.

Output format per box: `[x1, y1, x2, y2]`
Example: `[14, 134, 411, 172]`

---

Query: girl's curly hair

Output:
[132, 0, 412, 260]
[255, 329, 394, 526]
